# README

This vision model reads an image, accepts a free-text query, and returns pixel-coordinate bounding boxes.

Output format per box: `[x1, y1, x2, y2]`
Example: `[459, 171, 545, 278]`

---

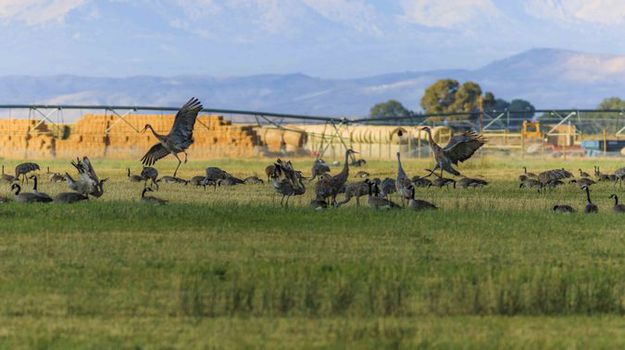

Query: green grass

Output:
[1, 157, 625, 348]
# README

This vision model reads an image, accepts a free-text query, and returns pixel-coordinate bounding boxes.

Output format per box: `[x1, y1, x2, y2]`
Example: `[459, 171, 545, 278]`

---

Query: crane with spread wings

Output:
[421, 127, 486, 178]
[140, 97, 203, 177]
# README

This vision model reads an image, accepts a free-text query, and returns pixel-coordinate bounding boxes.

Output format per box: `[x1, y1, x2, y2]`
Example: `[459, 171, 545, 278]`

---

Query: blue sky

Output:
[2, 0, 625, 78]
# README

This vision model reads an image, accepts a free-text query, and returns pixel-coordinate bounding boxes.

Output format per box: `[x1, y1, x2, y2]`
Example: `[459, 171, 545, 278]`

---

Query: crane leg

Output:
[183, 151, 189, 164]
[172, 153, 183, 177]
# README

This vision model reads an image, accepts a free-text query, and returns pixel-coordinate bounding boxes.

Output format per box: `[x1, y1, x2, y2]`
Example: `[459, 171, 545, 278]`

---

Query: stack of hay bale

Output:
[56, 114, 111, 158]
[0, 119, 55, 159]
[59, 113, 262, 159]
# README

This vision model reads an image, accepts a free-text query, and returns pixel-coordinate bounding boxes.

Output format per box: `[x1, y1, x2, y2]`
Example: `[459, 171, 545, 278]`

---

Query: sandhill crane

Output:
[30, 175, 53, 202]
[582, 185, 598, 214]
[426, 169, 456, 188]
[457, 177, 489, 189]
[190, 176, 206, 186]
[243, 176, 264, 184]
[265, 164, 277, 182]
[310, 159, 330, 181]
[411, 175, 433, 188]
[127, 168, 144, 182]
[594, 166, 611, 181]
[579, 169, 590, 178]
[395, 152, 413, 204]
[408, 187, 437, 211]
[45, 167, 64, 182]
[544, 179, 564, 190]
[141, 187, 167, 205]
[613, 167, 625, 188]
[609, 194, 625, 213]
[141, 167, 159, 190]
[553, 204, 575, 213]
[11, 183, 50, 203]
[156, 176, 189, 185]
[49, 172, 65, 183]
[314, 149, 357, 205]
[66, 157, 106, 197]
[141, 97, 202, 177]
[271, 162, 306, 207]
[15, 162, 40, 183]
[54, 192, 89, 204]
[520, 178, 543, 192]
[365, 179, 400, 209]
[421, 127, 485, 177]
[379, 178, 396, 198]
[336, 181, 369, 207]
[1, 165, 15, 182]
[570, 178, 596, 188]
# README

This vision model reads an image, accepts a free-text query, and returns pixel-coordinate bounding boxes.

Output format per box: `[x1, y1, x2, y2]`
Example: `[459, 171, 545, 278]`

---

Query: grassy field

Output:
[1, 156, 625, 348]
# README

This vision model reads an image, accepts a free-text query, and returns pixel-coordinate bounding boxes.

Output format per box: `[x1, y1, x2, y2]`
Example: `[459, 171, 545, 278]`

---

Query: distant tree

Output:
[420, 79, 459, 113]
[369, 100, 412, 118]
[509, 99, 535, 119]
[598, 97, 625, 110]
[450, 81, 482, 113]
[485, 98, 510, 113]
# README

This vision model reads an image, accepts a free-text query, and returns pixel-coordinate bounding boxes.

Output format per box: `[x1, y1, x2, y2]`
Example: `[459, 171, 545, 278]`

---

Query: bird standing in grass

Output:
[15, 162, 40, 183]
[141, 97, 202, 177]
[127, 168, 144, 182]
[582, 185, 598, 214]
[609, 194, 625, 213]
[141, 167, 159, 190]
[314, 149, 357, 206]
[66, 157, 107, 197]
[395, 152, 412, 205]
[421, 127, 485, 178]
[1, 165, 15, 183]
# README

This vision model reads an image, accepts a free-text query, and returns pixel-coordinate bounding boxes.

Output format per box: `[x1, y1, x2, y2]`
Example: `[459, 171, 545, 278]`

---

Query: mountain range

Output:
[0, 48, 623, 119]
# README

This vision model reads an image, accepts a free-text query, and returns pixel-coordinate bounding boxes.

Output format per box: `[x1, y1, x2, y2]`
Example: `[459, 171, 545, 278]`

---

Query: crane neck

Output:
[585, 187, 592, 204]
[424, 129, 437, 149]
[142, 188, 148, 198]
[12, 184, 20, 195]
[127, 168, 131, 177]
[32, 176, 38, 191]
[614, 195, 620, 206]
[145, 124, 162, 139]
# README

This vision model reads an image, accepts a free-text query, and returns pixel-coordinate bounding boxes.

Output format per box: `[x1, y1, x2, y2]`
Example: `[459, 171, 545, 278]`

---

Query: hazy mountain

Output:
[0, 48, 623, 119]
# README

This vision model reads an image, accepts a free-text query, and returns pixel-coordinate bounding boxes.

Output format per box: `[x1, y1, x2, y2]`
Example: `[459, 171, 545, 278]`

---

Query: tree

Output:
[450, 81, 482, 113]
[369, 100, 412, 118]
[598, 97, 625, 110]
[420, 79, 459, 113]
[508, 99, 535, 119]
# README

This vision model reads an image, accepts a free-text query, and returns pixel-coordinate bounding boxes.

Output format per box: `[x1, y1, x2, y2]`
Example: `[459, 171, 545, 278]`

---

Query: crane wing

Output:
[81, 157, 100, 183]
[167, 97, 203, 149]
[141, 143, 170, 166]
[443, 131, 486, 165]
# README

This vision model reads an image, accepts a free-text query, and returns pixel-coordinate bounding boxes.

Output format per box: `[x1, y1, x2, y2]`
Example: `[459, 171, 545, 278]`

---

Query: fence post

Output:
[604, 129, 608, 156]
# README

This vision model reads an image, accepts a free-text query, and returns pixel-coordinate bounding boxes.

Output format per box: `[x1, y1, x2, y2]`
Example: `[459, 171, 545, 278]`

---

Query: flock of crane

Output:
[2, 96, 625, 213]
[518, 166, 625, 213]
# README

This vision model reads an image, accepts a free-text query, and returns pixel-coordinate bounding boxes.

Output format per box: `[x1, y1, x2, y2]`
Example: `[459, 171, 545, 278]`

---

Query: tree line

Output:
[369, 78, 535, 119]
